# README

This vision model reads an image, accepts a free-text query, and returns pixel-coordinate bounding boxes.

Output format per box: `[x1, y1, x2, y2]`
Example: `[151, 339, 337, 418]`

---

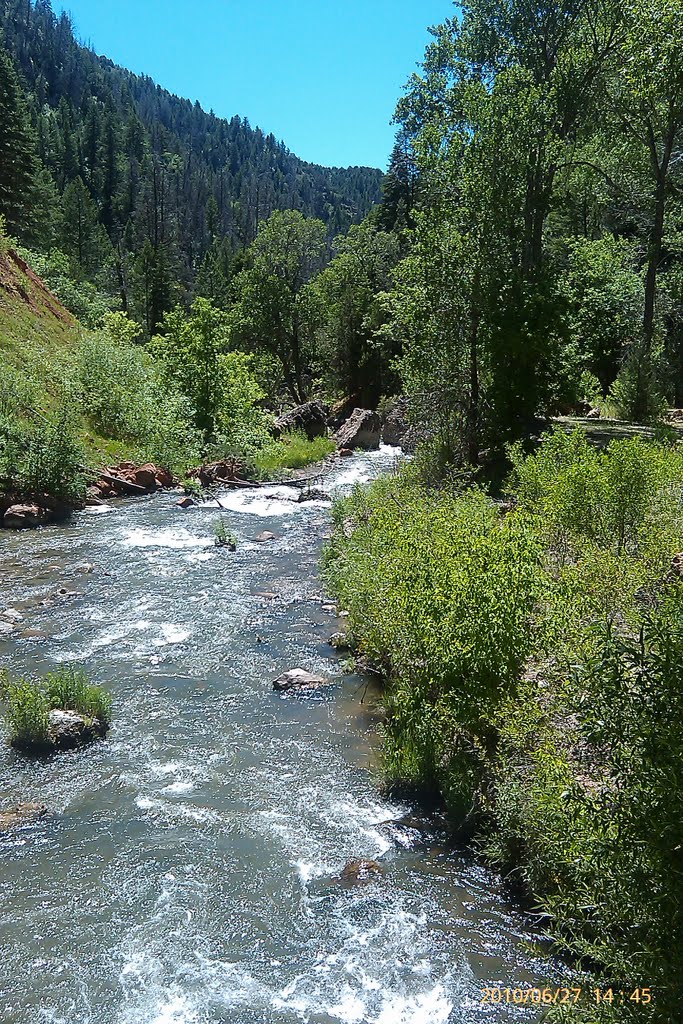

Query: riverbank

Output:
[323, 428, 683, 1022]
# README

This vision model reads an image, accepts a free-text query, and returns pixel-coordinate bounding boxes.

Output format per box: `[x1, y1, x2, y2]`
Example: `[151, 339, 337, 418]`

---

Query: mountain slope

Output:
[0, 1, 383, 290]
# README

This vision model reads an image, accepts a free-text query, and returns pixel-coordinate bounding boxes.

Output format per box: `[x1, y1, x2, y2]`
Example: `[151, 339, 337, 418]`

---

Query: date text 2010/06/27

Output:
[480, 987, 653, 1006]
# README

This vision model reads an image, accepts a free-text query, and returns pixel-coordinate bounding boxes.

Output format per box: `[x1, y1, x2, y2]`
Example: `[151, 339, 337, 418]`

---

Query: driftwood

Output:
[259, 472, 326, 489]
[77, 465, 148, 494]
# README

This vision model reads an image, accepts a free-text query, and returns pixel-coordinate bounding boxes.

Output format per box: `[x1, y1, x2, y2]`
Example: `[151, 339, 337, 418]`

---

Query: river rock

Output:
[1, 608, 23, 623]
[3, 503, 52, 529]
[176, 496, 196, 509]
[297, 488, 330, 503]
[328, 632, 351, 651]
[273, 669, 328, 692]
[340, 859, 383, 882]
[46, 709, 108, 751]
[255, 531, 276, 543]
[274, 401, 329, 441]
[335, 409, 381, 451]
[381, 397, 410, 448]
[0, 802, 48, 832]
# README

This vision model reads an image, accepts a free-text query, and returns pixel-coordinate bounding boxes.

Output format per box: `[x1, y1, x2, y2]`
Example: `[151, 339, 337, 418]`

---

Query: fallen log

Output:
[79, 466, 148, 494]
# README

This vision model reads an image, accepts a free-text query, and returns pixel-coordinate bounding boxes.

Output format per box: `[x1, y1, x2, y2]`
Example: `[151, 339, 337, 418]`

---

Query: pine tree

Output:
[0, 44, 41, 238]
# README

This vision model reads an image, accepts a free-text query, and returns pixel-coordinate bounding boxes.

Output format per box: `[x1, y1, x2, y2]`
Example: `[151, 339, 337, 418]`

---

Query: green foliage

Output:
[3, 677, 51, 749]
[558, 237, 643, 398]
[22, 247, 116, 328]
[154, 297, 266, 444]
[250, 430, 335, 478]
[44, 665, 112, 726]
[2, 665, 111, 750]
[230, 211, 328, 403]
[324, 474, 541, 810]
[608, 343, 669, 422]
[77, 317, 202, 472]
[0, 407, 85, 502]
[313, 222, 400, 404]
[326, 431, 683, 1015]
[213, 518, 236, 549]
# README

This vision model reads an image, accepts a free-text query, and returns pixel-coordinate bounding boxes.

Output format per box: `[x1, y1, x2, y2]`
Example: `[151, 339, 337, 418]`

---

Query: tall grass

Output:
[251, 431, 335, 478]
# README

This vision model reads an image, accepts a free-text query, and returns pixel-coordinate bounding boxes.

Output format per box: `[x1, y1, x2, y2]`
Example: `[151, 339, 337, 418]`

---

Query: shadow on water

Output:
[0, 447, 560, 1024]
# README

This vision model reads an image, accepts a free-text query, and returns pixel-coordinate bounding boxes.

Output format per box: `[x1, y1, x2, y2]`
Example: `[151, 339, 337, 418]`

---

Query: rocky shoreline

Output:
[0, 402, 411, 531]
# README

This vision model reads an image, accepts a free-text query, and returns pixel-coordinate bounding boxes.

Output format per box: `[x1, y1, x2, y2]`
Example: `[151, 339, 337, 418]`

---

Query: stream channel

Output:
[0, 446, 557, 1024]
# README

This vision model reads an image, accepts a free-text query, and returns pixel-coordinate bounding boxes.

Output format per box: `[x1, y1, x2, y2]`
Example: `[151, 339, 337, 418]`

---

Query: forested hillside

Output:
[0, 0, 382, 331]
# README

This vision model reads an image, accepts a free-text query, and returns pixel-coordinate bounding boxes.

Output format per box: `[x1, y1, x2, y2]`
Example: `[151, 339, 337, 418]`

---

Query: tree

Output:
[390, 0, 624, 462]
[0, 44, 41, 239]
[154, 297, 263, 440]
[60, 176, 113, 282]
[313, 222, 400, 404]
[231, 211, 328, 402]
[607, 0, 683, 416]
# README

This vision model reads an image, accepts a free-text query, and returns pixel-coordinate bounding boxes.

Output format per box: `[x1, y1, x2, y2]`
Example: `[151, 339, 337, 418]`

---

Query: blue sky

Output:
[52, 0, 454, 170]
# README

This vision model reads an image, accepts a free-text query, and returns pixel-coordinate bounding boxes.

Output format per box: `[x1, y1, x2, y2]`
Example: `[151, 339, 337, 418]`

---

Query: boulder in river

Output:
[255, 531, 276, 543]
[381, 397, 410, 448]
[176, 496, 196, 509]
[274, 401, 329, 441]
[0, 802, 48, 832]
[297, 488, 330, 503]
[334, 409, 381, 451]
[47, 709, 108, 751]
[273, 669, 328, 692]
[3, 503, 52, 529]
[340, 859, 384, 883]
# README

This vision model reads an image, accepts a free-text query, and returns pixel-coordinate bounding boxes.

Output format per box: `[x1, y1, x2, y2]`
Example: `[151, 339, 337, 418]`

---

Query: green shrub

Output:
[325, 428, 683, 1014]
[608, 343, 668, 422]
[213, 518, 236, 549]
[77, 323, 203, 473]
[0, 407, 85, 502]
[2, 666, 112, 750]
[4, 678, 51, 749]
[324, 473, 542, 811]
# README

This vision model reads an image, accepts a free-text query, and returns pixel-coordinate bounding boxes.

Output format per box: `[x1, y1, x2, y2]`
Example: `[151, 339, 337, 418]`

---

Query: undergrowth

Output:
[323, 428, 683, 1020]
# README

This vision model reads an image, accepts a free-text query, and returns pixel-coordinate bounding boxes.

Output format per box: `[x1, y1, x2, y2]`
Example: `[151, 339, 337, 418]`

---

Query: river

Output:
[0, 447, 556, 1024]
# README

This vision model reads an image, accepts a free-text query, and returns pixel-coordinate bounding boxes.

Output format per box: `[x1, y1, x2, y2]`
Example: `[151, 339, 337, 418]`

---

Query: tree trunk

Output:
[643, 172, 666, 356]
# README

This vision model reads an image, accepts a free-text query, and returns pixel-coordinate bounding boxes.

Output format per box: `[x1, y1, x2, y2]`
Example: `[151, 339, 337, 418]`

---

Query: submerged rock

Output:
[0, 802, 48, 831]
[255, 531, 276, 543]
[335, 409, 381, 451]
[273, 669, 328, 692]
[1, 608, 23, 623]
[340, 859, 384, 883]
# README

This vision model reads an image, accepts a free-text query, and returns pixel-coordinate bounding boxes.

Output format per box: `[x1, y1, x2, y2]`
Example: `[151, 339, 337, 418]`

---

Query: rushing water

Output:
[0, 447, 556, 1024]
